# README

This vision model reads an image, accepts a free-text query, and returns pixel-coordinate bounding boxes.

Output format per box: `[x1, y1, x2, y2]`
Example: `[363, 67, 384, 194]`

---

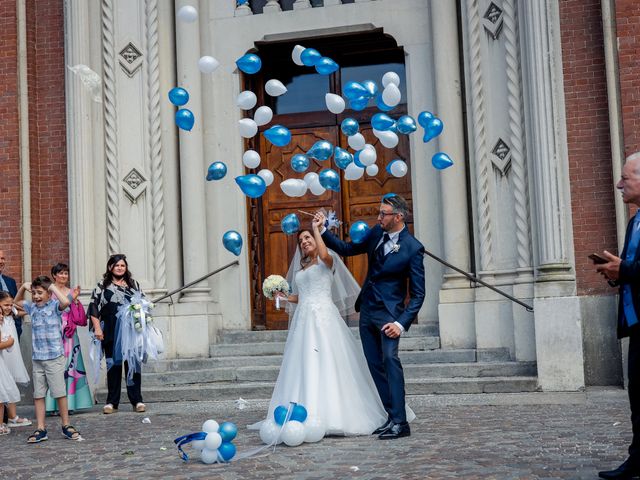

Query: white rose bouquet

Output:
[262, 274, 290, 310]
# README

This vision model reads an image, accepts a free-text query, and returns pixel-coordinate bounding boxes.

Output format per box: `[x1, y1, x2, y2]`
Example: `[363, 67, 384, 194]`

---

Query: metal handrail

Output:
[151, 260, 240, 304]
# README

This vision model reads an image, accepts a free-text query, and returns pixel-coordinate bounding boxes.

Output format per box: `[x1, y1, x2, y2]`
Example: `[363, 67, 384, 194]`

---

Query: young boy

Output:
[15, 276, 81, 443]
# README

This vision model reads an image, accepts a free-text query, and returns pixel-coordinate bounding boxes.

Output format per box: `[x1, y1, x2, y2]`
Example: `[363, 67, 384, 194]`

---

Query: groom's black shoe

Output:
[599, 458, 640, 479]
[378, 422, 410, 440]
[372, 419, 393, 435]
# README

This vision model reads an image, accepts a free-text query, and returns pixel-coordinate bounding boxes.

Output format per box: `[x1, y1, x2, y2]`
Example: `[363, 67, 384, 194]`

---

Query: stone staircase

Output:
[105, 325, 538, 403]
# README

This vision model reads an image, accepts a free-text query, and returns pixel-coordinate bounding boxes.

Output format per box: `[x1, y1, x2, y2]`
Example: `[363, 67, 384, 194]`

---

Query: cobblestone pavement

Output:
[2, 388, 635, 479]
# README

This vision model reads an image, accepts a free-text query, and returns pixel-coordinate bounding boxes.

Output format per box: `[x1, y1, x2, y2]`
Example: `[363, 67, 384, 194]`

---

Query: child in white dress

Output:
[0, 291, 31, 428]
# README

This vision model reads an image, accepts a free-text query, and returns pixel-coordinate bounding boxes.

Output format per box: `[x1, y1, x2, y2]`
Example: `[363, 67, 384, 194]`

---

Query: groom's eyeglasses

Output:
[377, 211, 396, 218]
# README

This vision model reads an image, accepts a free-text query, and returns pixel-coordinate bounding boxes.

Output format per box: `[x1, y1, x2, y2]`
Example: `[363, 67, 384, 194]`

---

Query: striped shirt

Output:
[24, 299, 65, 361]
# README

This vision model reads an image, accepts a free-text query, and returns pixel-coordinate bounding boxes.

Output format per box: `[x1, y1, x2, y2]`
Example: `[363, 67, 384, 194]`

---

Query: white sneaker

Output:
[103, 404, 115, 414]
[135, 402, 146, 413]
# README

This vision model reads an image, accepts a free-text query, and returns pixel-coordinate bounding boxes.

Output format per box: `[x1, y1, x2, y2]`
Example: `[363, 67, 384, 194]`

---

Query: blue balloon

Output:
[375, 93, 394, 112]
[432, 152, 454, 170]
[340, 118, 359, 136]
[290, 404, 308, 423]
[343, 81, 368, 100]
[206, 161, 227, 181]
[291, 154, 310, 173]
[281, 213, 301, 235]
[423, 117, 444, 143]
[333, 147, 353, 169]
[349, 96, 369, 111]
[175, 109, 195, 131]
[307, 140, 334, 161]
[222, 230, 243, 256]
[349, 221, 370, 244]
[396, 115, 417, 135]
[417, 111, 435, 128]
[235, 174, 266, 198]
[371, 113, 395, 131]
[217, 442, 236, 462]
[315, 57, 339, 75]
[168, 87, 189, 106]
[274, 405, 288, 425]
[361, 80, 378, 99]
[353, 150, 365, 168]
[264, 125, 292, 147]
[300, 48, 321, 67]
[318, 168, 340, 191]
[236, 53, 262, 74]
[218, 422, 238, 442]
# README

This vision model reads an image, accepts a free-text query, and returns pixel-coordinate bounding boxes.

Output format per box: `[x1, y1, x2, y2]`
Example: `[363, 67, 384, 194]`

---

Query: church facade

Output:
[0, 0, 635, 391]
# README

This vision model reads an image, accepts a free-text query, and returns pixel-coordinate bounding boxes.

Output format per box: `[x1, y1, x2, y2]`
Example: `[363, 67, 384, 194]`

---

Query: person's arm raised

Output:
[313, 213, 333, 270]
[49, 284, 71, 311]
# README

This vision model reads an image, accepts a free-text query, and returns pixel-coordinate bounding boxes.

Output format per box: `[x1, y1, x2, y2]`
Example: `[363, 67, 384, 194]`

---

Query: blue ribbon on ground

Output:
[174, 431, 207, 461]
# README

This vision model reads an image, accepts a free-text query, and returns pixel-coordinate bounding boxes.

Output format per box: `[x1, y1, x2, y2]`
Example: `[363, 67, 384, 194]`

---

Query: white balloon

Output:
[379, 130, 399, 149]
[238, 118, 258, 138]
[309, 179, 326, 196]
[280, 179, 307, 197]
[236, 90, 257, 110]
[372, 128, 384, 139]
[265, 79, 288, 97]
[191, 439, 205, 451]
[344, 162, 364, 181]
[303, 416, 326, 443]
[359, 145, 377, 166]
[390, 160, 408, 177]
[200, 448, 218, 464]
[325, 93, 345, 114]
[281, 420, 306, 447]
[348, 133, 366, 151]
[202, 419, 219, 433]
[257, 169, 274, 186]
[204, 432, 222, 451]
[177, 5, 198, 23]
[382, 71, 401, 88]
[253, 106, 273, 126]
[198, 56, 219, 74]
[304, 172, 319, 186]
[382, 83, 401, 107]
[366, 164, 379, 176]
[292, 45, 305, 66]
[259, 419, 282, 445]
[242, 150, 261, 169]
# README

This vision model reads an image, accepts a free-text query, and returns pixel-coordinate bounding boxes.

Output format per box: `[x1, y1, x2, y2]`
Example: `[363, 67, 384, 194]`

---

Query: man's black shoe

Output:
[378, 422, 410, 440]
[599, 458, 640, 479]
[372, 419, 392, 435]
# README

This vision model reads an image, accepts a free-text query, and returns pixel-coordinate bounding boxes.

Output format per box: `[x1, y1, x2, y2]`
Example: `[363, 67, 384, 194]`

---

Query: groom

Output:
[319, 194, 426, 439]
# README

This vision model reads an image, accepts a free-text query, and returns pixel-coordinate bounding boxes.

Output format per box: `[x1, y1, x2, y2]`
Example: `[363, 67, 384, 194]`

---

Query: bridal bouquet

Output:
[262, 275, 290, 310]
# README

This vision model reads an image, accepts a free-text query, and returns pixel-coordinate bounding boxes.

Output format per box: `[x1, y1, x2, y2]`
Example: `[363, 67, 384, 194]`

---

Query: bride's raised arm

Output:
[312, 212, 333, 270]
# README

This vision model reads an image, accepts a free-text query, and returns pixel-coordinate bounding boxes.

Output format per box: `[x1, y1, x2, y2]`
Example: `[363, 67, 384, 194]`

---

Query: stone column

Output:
[431, 0, 476, 349]
[175, 0, 210, 301]
[521, 0, 584, 390]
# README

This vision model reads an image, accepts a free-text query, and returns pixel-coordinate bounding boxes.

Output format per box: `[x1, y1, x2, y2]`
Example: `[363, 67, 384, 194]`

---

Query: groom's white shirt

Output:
[321, 226, 406, 335]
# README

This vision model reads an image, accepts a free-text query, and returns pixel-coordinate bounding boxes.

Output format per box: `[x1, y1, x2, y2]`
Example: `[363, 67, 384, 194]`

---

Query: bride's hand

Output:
[275, 291, 288, 301]
[312, 212, 326, 230]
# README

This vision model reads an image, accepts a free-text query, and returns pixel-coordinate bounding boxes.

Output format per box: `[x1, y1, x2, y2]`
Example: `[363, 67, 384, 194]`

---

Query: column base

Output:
[439, 286, 475, 349]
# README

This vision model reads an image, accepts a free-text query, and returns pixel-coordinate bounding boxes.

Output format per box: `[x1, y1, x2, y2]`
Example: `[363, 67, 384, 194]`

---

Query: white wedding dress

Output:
[263, 258, 388, 436]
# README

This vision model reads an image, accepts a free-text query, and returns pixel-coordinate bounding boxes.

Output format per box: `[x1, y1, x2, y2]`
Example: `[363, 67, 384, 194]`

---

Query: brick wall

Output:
[559, 0, 618, 295]
[616, 0, 640, 156]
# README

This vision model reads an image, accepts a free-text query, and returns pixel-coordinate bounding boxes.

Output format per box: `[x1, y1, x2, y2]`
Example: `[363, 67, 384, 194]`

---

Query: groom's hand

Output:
[382, 323, 401, 339]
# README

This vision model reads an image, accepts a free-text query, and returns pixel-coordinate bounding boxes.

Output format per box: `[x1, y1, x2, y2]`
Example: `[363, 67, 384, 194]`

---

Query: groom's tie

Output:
[374, 233, 390, 263]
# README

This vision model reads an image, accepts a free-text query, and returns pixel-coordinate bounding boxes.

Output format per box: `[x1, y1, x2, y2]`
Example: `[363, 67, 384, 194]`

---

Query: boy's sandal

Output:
[0, 424, 11, 435]
[61, 424, 80, 440]
[8, 416, 32, 427]
[27, 428, 48, 443]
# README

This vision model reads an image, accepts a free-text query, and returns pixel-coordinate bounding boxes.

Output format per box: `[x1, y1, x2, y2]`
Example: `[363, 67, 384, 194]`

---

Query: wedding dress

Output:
[263, 257, 388, 435]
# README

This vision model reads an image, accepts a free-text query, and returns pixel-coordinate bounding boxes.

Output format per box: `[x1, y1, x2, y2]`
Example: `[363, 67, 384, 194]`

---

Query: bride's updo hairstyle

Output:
[297, 228, 315, 269]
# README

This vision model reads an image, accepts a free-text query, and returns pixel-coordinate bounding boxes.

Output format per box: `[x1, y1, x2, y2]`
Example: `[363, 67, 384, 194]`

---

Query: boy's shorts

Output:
[32, 355, 66, 399]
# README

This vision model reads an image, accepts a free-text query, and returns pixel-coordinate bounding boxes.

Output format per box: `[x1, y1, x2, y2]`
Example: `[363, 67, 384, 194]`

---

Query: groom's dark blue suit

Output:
[322, 224, 425, 424]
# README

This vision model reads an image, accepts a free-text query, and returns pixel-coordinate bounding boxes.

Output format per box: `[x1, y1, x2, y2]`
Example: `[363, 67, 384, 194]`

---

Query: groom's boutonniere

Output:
[391, 243, 400, 253]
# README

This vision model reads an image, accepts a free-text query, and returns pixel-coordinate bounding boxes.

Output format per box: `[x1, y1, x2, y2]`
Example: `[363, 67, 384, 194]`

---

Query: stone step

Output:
[218, 324, 438, 344]
[101, 376, 538, 403]
[209, 336, 442, 357]
[145, 349, 495, 373]
[141, 362, 537, 386]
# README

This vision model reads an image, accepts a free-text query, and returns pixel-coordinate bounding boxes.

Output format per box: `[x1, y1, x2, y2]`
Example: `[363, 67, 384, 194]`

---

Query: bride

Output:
[257, 215, 390, 436]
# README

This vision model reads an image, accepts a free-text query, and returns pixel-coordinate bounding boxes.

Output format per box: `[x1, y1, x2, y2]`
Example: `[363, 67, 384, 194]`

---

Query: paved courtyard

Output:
[2, 388, 634, 479]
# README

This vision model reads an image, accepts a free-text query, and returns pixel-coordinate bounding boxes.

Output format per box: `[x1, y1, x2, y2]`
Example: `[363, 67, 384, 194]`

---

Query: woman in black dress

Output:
[88, 254, 146, 414]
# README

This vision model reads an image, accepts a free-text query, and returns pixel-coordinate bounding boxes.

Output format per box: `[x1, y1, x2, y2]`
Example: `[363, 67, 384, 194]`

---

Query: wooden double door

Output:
[250, 124, 413, 330]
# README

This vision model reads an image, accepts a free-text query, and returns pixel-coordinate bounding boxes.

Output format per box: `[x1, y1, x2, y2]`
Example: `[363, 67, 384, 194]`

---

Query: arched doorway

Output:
[246, 30, 415, 329]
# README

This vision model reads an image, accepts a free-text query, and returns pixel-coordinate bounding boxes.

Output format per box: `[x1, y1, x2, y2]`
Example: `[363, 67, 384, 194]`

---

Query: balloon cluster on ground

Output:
[174, 418, 237, 464]
[259, 402, 325, 446]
